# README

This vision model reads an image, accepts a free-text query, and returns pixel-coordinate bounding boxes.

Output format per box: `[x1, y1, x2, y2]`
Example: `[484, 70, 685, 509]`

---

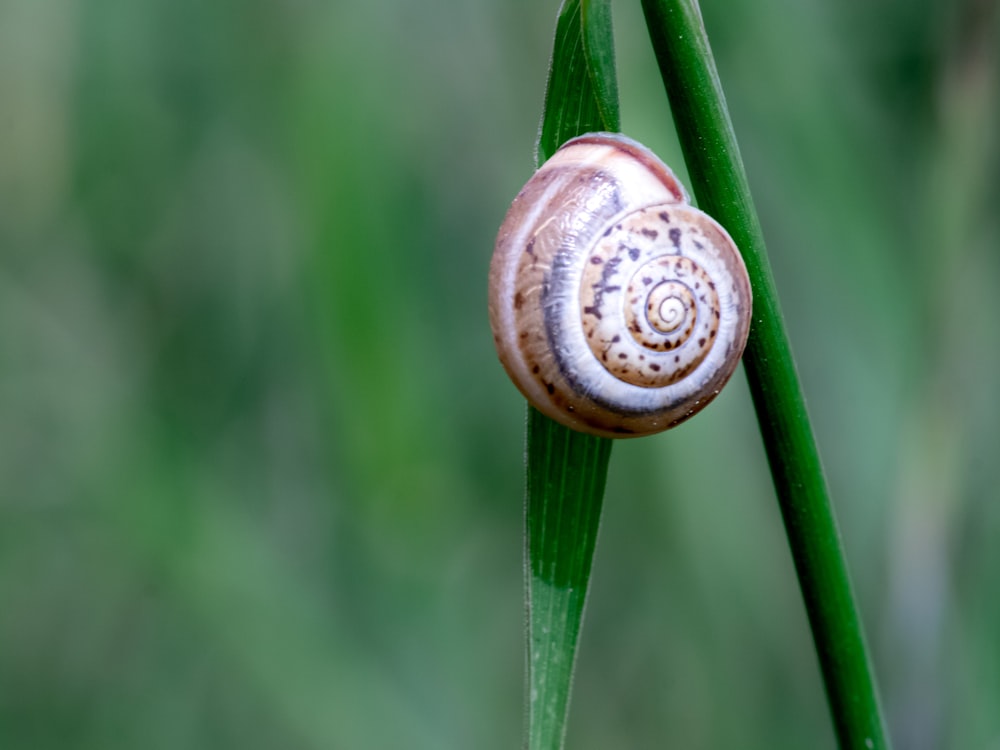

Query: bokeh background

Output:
[2, 0, 998, 747]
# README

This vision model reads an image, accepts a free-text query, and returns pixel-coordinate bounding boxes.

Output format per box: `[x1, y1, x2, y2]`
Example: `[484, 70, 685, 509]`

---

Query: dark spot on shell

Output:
[669, 228, 682, 248]
[513, 292, 524, 310]
[618, 353, 628, 359]
[628, 247, 640, 261]
[698, 338, 706, 347]
[525, 238, 536, 257]
[590, 256, 603, 264]
[641, 227, 658, 239]
[611, 335, 620, 343]
[532, 365, 540, 374]
[642, 277, 652, 285]
[545, 382, 555, 395]
[650, 363, 661, 372]
[674, 355, 680, 363]
[583, 305, 601, 319]
[659, 211, 671, 223]
[587, 256, 623, 315]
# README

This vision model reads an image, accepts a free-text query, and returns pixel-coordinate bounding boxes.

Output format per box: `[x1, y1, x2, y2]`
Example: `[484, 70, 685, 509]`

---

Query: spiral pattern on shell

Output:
[488, 133, 752, 438]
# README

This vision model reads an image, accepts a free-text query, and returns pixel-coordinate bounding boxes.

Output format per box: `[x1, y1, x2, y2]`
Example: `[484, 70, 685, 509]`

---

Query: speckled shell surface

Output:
[488, 133, 752, 438]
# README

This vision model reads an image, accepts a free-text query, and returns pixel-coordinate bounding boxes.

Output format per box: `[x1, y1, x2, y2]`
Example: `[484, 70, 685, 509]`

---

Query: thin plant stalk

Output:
[639, 0, 892, 747]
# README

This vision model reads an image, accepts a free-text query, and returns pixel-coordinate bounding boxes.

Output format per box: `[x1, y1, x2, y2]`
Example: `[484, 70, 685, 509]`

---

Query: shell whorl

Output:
[488, 133, 752, 438]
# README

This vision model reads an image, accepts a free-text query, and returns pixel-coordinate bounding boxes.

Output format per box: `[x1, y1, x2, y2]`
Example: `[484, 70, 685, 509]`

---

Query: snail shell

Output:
[488, 133, 752, 438]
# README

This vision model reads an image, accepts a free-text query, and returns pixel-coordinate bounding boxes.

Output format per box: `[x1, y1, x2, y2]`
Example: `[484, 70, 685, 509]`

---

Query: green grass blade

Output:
[579, 0, 619, 135]
[525, 408, 612, 750]
[538, 0, 619, 161]
[526, 2, 618, 748]
[639, 1, 892, 747]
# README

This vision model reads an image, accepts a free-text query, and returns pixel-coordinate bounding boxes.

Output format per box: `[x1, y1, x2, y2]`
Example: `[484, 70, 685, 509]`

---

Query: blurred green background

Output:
[1, 0, 998, 747]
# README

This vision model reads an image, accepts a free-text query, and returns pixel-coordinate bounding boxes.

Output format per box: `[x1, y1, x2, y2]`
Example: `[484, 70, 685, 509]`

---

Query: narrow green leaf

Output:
[526, 1, 618, 748]
[639, 1, 892, 748]
[538, 0, 619, 162]
[580, 0, 619, 136]
[525, 408, 612, 750]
